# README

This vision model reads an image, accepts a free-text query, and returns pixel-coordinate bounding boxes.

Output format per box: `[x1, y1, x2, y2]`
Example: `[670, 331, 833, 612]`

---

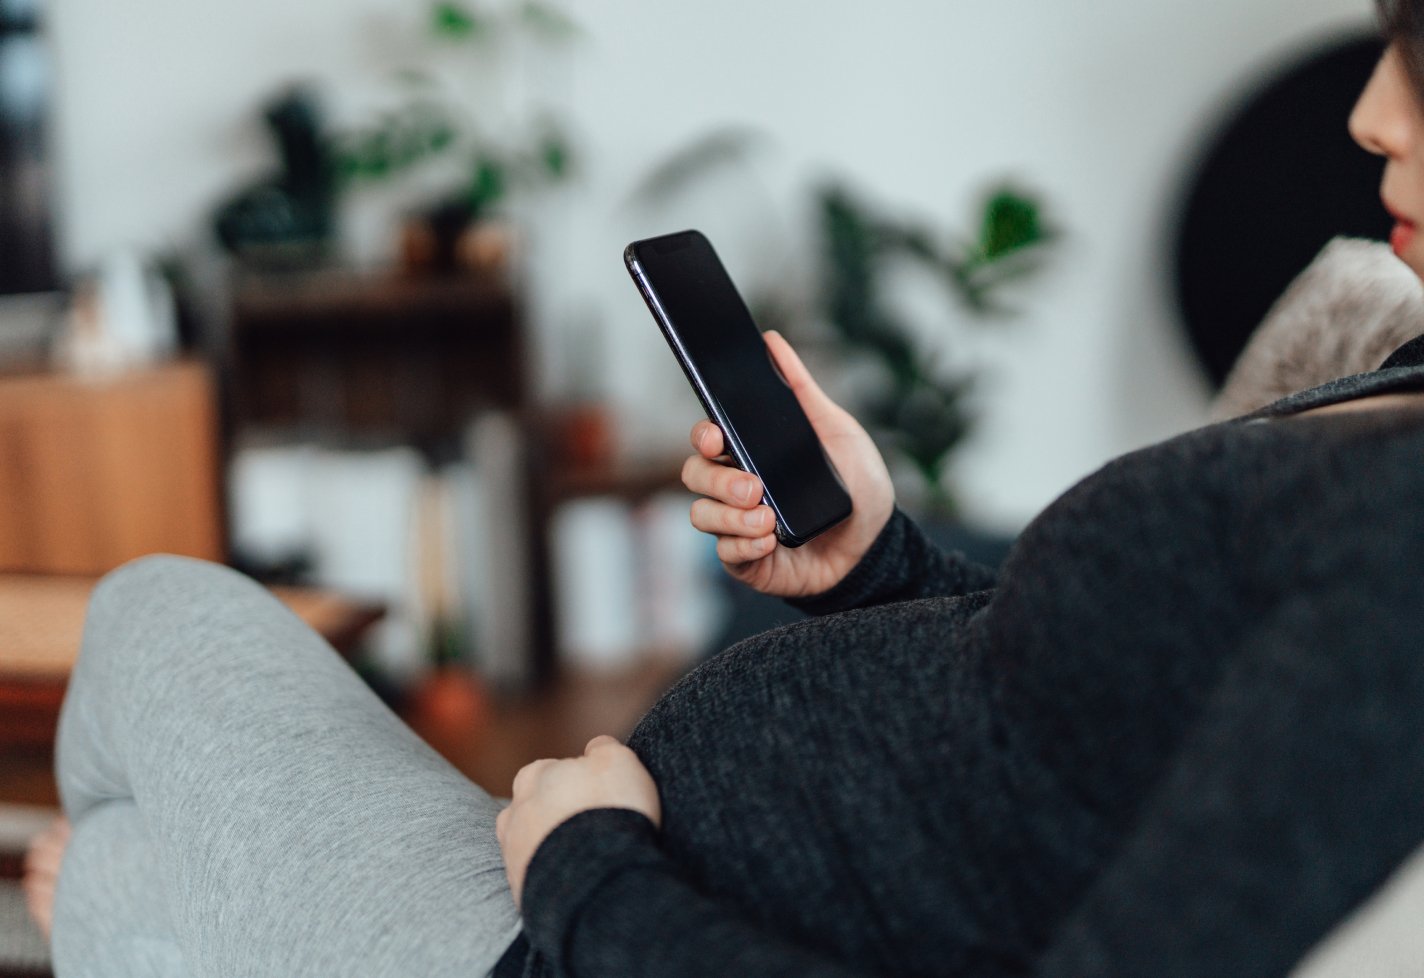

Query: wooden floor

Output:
[404, 657, 689, 796]
[0, 658, 689, 809]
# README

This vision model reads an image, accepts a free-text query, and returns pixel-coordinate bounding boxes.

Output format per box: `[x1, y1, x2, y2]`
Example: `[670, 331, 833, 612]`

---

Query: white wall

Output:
[46, 0, 1374, 530]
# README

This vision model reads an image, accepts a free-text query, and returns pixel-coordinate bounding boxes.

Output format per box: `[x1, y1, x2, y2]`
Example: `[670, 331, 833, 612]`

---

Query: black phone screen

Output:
[626, 230, 851, 545]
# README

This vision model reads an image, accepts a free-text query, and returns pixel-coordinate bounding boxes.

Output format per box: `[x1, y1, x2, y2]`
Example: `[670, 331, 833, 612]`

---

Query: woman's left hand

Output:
[496, 735, 662, 908]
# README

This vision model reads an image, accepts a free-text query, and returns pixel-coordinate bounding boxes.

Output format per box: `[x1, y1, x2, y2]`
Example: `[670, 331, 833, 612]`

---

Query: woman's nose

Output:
[1350, 46, 1414, 159]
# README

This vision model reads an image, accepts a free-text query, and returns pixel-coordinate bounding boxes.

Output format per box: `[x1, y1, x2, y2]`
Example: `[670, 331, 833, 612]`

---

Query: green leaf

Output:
[867, 328, 921, 390]
[333, 149, 363, 184]
[432, 1, 485, 39]
[819, 185, 890, 351]
[429, 125, 456, 153]
[328, 97, 461, 188]
[466, 156, 508, 214]
[890, 375, 974, 478]
[366, 131, 393, 177]
[542, 142, 569, 178]
[537, 125, 574, 179]
[977, 188, 1045, 261]
[808, 176, 1060, 501]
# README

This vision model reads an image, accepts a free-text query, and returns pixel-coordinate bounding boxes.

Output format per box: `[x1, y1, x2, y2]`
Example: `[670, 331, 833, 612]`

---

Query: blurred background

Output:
[0, 0, 1394, 838]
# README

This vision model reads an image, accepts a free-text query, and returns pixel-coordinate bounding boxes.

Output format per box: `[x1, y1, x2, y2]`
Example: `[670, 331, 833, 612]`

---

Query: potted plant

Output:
[333, 0, 579, 274]
[816, 182, 1055, 515]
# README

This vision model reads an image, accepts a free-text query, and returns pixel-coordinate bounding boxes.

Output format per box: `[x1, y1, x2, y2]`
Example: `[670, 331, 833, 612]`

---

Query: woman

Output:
[27, 4, 1424, 975]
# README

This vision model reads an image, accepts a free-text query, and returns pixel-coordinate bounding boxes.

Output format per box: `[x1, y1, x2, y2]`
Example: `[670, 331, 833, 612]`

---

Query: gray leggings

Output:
[52, 555, 522, 978]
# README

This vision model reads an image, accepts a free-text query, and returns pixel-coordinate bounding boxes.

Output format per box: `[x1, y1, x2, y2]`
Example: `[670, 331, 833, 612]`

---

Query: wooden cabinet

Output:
[0, 361, 224, 575]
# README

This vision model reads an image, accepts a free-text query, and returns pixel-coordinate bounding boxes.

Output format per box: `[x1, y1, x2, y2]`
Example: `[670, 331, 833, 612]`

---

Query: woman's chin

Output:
[1391, 236, 1424, 281]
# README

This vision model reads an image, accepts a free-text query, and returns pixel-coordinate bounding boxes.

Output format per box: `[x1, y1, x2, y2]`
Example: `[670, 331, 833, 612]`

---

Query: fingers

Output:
[683, 454, 777, 563]
[690, 497, 774, 537]
[23, 871, 54, 905]
[23, 876, 54, 938]
[690, 420, 723, 459]
[716, 532, 777, 565]
[684, 462, 778, 563]
[682, 455, 762, 508]
[23, 817, 67, 879]
[21, 818, 66, 941]
[23, 839, 62, 878]
[512, 758, 554, 799]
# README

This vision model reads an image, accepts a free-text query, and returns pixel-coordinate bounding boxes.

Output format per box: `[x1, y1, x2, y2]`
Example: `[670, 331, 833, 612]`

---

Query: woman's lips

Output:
[1386, 201, 1417, 257]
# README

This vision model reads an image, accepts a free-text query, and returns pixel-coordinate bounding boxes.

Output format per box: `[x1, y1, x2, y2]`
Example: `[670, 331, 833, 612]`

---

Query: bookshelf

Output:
[227, 269, 690, 687]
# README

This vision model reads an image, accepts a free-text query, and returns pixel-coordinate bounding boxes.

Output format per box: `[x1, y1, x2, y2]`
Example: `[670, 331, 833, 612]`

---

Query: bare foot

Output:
[22, 816, 69, 940]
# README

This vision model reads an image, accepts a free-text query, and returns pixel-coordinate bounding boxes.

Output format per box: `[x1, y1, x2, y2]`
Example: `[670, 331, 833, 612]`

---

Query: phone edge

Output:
[624, 244, 784, 521]
[624, 238, 849, 548]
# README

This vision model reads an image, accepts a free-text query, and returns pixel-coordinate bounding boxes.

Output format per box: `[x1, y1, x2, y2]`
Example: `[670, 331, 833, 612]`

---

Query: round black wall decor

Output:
[1173, 32, 1390, 386]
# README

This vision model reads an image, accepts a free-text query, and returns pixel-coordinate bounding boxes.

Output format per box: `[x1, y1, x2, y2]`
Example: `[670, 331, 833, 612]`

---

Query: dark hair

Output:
[1379, 0, 1424, 100]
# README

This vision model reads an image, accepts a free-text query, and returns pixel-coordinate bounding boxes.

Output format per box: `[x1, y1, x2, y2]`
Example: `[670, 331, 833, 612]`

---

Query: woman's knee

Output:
[81, 555, 260, 676]
[91, 555, 248, 623]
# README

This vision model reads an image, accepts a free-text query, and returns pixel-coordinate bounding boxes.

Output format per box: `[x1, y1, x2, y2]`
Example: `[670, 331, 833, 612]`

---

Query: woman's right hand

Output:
[681, 330, 894, 600]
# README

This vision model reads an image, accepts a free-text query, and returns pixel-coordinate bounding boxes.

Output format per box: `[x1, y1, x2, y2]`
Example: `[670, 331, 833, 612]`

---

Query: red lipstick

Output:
[1385, 200, 1416, 257]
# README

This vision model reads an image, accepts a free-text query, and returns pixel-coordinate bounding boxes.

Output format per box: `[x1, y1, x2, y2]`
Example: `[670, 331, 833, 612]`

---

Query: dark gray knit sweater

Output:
[497, 349, 1424, 978]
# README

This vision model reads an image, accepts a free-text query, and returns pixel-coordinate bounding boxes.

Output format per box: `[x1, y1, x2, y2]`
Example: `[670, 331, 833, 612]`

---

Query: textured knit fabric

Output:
[500, 356, 1424, 978]
[54, 556, 522, 978]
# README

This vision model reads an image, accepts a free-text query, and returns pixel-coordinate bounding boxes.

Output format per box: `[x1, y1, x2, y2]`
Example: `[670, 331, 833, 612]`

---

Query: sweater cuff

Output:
[520, 807, 664, 974]
[788, 507, 921, 616]
[788, 507, 912, 616]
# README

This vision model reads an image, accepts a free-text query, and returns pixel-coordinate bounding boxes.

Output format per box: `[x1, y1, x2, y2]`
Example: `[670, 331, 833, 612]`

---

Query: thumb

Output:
[764, 330, 842, 428]
[585, 735, 621, 755]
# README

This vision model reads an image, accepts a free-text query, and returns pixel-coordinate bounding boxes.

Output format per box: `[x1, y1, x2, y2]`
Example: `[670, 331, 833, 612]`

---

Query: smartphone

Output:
[624, 229, 852, 547]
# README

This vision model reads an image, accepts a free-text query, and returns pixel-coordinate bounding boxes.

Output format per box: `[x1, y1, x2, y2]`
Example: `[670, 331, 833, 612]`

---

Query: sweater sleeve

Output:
[787, 507, 998, 617]
[518, 809, 869, 978]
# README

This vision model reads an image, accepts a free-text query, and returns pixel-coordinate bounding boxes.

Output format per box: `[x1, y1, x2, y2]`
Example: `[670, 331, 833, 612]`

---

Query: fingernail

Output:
[735, 480, 756, 503]
[743, 508, 765, 528]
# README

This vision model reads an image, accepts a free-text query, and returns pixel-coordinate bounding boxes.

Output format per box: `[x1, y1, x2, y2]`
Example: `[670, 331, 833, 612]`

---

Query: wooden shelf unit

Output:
[0, 360, 224, 576]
